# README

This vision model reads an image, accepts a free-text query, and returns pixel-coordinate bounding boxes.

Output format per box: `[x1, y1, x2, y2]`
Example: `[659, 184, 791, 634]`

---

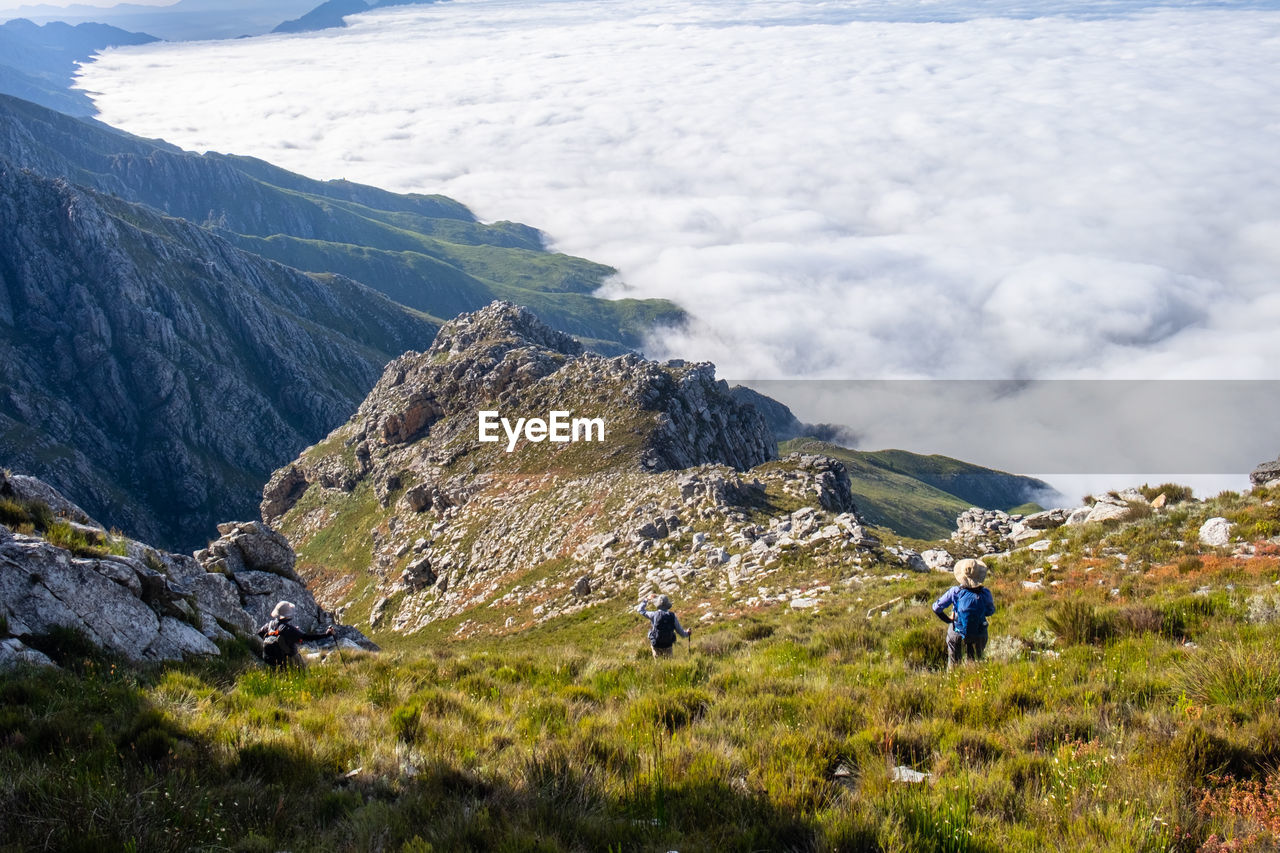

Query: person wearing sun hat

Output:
[636, 593, 692, 658]
[932, 558, 996, 669]
[257, 600, 334, 669]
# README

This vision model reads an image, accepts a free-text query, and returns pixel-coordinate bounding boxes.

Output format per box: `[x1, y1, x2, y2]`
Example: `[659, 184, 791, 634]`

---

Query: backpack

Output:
[261, 621, 288, 666]
[649, 611, 677, 648]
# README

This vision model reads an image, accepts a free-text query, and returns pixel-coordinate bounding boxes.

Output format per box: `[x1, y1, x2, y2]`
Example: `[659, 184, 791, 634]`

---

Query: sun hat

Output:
[272, 600, 296, 619]
[953, 559, 988, 590]
[655, 594, 672, 611]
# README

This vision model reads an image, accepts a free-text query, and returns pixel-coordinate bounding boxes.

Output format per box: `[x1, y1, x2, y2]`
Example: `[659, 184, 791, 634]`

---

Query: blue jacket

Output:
[932, 586, 995, 637]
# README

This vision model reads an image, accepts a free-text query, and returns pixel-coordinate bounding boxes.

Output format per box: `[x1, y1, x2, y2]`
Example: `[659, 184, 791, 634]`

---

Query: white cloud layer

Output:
[77, 0, 1280, 382]
[73, 0, 1280, 488]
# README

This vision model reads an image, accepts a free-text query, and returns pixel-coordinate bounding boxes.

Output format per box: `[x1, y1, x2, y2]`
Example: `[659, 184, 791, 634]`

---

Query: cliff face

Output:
[266, 303, 886, 640]
[0, 160, 437, 549]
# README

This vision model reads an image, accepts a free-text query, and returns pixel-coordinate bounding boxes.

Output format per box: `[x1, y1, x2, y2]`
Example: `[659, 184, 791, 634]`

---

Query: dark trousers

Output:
[946, 624, 988, 669]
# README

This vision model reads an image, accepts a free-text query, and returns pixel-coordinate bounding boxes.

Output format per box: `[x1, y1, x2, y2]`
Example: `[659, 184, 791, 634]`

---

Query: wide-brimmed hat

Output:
[954, 559, 988, 590]
[272, 601, 296, 619]
[655, 594, 672, 611]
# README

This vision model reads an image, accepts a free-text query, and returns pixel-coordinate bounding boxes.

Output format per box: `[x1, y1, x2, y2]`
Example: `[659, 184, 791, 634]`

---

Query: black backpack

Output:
[649, 611, 677, 648]
[261, 621, 289, 666]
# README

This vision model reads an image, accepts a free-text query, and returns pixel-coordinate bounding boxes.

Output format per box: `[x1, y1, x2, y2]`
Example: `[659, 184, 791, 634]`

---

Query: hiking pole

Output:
[329, 612, 344, 665]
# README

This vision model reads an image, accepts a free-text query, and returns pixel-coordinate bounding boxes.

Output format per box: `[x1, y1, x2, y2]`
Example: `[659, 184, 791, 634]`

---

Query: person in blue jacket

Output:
[932, 558, 996, 669]
[636, 594, 691, 657]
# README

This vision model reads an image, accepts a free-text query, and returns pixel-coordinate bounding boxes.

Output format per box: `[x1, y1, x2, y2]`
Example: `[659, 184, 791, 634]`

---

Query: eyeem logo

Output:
[478, 411, 606, 452]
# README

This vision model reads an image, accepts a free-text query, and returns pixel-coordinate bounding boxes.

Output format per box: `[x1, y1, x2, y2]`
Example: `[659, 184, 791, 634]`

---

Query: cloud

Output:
[73, 0, 1280, 480]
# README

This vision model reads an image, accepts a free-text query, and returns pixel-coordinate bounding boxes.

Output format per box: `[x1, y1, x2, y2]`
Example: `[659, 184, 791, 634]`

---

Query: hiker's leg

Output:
[945, 626, 964, 669]
[288, 650, 307, 669]
[970, 628, 989, 662]
[653, 645, 673, 659]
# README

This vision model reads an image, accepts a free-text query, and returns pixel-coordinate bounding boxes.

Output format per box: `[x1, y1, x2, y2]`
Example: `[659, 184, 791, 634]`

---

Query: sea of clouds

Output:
[77, 0, 1280, 489]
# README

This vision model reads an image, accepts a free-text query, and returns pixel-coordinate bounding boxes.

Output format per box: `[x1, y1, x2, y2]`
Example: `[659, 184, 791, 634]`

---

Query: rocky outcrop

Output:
[266, 303, 879, 639]
[1252, 456, 1280, 489]
[0, 474, 375, 668]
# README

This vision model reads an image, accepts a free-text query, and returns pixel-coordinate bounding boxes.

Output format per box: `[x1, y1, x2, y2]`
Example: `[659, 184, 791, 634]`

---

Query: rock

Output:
[0, 470, 101, 528]
[401, 556, 437, 589]
[1062, 506, 1090, 526]
[921, 549, 954, 570]
[1251, 456, 1280, 488]
[1027, 539, 1053, 552]
[573, 576, 592, 597]
[1023, 508, 1069, 529]
[1149, 493, 1167, 509]
[1199, 517, 1233, 547]
[0, 637, 56, 670]
[403, 483, 433, 513]
[1084, 500, 1130, 524]
[890, 766, 931, 784]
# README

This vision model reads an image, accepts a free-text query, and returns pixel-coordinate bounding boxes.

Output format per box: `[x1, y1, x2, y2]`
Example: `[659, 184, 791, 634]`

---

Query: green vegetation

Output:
[0, 497, 128, 557]
[6, 487, 1280, 850]
[780, 439, 1035, 539]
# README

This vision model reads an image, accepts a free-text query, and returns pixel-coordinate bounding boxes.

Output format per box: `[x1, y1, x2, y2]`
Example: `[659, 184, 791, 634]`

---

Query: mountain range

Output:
[0, 17, 156, 115]
[0, 93, 677, 549]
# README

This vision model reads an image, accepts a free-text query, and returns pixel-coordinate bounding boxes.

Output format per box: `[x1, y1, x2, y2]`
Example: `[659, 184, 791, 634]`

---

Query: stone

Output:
[1199, 517, 1233, 547]
[1022, 508, 1069, 529]
[1027, 539, 1053, 552]
[573, 576, 592, 597]
[1251, 457, 1280, 488]
[1149, 493, 1167, 509]
[1084, 501, 1130, 524]
[0, 638, 56, 670]
[921, 549, 954, 570]
[404, 483, 433, 513]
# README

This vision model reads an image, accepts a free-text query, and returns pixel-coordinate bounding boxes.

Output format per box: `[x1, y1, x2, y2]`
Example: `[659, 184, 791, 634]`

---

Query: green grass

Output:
[9, 487, 1280, 850]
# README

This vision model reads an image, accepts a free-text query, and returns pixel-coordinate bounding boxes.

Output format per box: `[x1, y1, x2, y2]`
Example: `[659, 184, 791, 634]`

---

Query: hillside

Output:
[781, 438, 1049, 540]
[0, 158, 438, 549]
[0, 94, 681, 349]
[5, 457, 1280, 849]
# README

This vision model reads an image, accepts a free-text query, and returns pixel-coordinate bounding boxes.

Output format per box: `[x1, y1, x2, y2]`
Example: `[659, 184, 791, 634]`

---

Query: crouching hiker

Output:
[932, 559, 995, 670]
[636, 595, 691, 658]
[258, 600, 334, 670]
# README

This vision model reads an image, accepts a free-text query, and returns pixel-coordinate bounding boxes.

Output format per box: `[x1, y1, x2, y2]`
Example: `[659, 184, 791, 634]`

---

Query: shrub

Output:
[1045, 601, 1113, 645]
[1179, 644, 1280, 711]
[625, 687, 710, 733]
[0, 497, 54, 531]
[740, 621, 775, 642]
[391, 704, 422, 744]
[1139, 483, 1195, 505]
[893, 625, 948, 669]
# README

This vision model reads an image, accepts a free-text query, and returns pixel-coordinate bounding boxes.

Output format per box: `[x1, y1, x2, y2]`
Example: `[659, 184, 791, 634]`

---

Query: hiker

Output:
[258, 600, 334, 669]
[636, 594, 691, 658]
[932, 558, 996, 669]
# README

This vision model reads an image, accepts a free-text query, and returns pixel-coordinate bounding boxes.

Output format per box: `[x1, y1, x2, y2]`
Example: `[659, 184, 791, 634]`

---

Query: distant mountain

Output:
[272, 0, 370, 34]
[779, 438, 1051, 539]
[0, 95, 679, 349]
[0, 18, 157, 115]
[7, 0, 318, 40]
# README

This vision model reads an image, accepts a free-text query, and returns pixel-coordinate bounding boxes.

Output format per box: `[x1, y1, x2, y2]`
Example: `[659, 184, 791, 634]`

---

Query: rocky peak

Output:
[264, 301, 777, 523]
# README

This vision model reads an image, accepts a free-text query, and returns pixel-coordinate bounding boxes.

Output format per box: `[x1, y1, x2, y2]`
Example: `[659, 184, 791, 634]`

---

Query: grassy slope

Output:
[781, 438, 975, 540]
[5, 486, 1280, 851]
